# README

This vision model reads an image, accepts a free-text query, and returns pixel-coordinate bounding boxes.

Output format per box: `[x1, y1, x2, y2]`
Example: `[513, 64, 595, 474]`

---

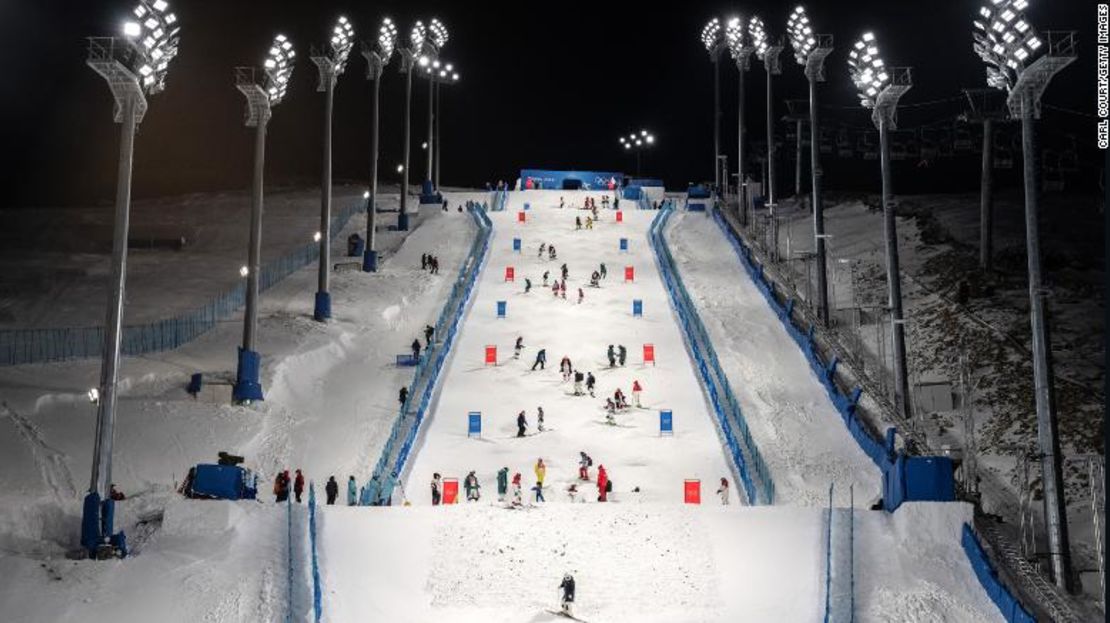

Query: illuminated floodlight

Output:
[428, 18, 449, 49]
[418, 55, 430, 67]
[326, 16, 355, 74]
[116, 0, 180, 94]
[749, 16, 770, 58]
[786, 6, 816, 65]
[377, 18, 398, 62]
[240, 265, 249, 277]
[410, 21, 426, 50]
[971, 0, 1048, 92]
[701, 17, 722, 54]
[262, 34, 295, 105]
[847, 32, 889, 108]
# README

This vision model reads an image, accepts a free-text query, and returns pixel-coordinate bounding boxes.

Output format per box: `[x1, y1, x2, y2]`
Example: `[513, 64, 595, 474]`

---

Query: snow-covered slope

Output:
[666, 210, 881, 506]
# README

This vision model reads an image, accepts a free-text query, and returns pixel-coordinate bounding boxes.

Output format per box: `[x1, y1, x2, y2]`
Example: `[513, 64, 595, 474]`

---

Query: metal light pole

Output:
[962, 88, 1007, 272]
[701, 19, 725, 192]
[434, 80, 441, 189]
[233, 35, 296, 405]
[848, 32, 912, 421]
[424, 61, 458, 192]
[309, 16, 355, 321]
[787, 7, 833, 325]
[418, 19, 449, 206]
[83, 0, 179, 558]
[361, 18, 398, 273]
[974, 1, 1077, 588]
[726, 17, 754, 227]
[751, 16, 784, 262]
[396, 22, 426, 231]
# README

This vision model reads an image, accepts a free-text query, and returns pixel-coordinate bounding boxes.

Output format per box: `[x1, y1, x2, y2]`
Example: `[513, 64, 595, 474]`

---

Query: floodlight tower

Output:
[725, 17, 755, 226]
[396, 21, 427, 231]
[423, 61, 459, 190]
[701, 18, 726, 192]
[618, 130, 655, 176]
[787, 5, 833, 326]
[961, 88, 1008, 272]
[232, 34, 295, 404]
[360, 18, 398, 273]
[83, 0, 180, 558]
[847, 32, 912, 422]
[972, 0, 1078, 591]
[309, 16, 354, 321]
[419, 19, 449, 206]
[750, 16, 785, 261]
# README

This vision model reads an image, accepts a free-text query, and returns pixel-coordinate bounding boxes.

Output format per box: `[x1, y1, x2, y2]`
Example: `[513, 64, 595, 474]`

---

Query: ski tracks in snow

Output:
[0, 401, 75, 501]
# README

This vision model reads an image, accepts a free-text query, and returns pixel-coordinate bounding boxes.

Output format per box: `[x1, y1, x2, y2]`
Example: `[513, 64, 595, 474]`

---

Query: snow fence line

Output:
[709, 208, 890, 469]
[962, 523, 1036, 623]
[359, 205, 492, 505]
[649, 207, 775, 505]
[0, 197, 368, 366]
[307, 483, 322, 623]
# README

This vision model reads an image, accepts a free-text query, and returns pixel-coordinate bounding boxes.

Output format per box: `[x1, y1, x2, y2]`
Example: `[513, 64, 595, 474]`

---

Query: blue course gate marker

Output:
[512, 237, 521, 252]
[660, 410, 674, 436]
[468, 412, 482, 438]
[619, 237, 628, 252]
[496, 301, 507, 318]
[632, 299, 643, 317]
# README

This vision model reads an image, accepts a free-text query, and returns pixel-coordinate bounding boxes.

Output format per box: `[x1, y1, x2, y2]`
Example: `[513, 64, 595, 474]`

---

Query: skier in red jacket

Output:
[597, 464, 608, 502]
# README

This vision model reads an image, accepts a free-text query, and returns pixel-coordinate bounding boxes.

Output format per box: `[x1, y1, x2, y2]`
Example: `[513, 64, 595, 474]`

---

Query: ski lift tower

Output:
[961, 88, 1008, 272]
[847, 32, 912, 424]
[973, 0, 1077, 591]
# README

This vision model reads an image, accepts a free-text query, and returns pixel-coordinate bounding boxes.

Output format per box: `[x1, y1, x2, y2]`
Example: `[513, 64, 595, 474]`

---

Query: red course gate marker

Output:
[517, 211, 526, 223]
[684, 479, 701, 504]
[485, 345, 497, 365]
[443, 478, 459, 504]
[504, 266, 515, 282]
[616, 211, 624, 223]
[643, 343, 655, 366]
[624, 266, 634, 282]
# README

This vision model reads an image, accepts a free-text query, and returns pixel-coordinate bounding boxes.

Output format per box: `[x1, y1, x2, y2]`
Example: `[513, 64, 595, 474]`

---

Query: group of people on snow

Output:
[420, 253, 441, 274]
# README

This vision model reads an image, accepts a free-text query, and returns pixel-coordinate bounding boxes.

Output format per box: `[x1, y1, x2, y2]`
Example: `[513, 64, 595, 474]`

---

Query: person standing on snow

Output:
[549, 245, 556, 260]
[347, 475, 357, 506]
[600, 263, 607, 279]
[464, 471, 480, 502]
[274, 471, 289, 503]
[573, 371, 585, 396]
[559, 356, 573, 381]
[618, 344, 627, 366]
[514, 336, 524, 359]
[717, 477, 730, 505]
[597, 465, 609, 502]
[579, 452, 592, 480]
[632, 379, 643, 408]
[424, 324, 434, 347]
[537, 406, 545, 432]
[586, 372, 596, 397]
[575, 215, 582, 230]
[532, 348, 547, 371]
[534, 458, 546, 487]
[525, 278, 532, 294]
[577, 287, 584, 304]
[497, 467, 509, 502]
[511, 473, 523, 507]
[560, 264, 568, 281]
[607, 344, 616, 367]
[552, 281, 560, 297]
[585, 216, 593, 230]
[559, 197, 565, 209]
[543, 270, 550, 287]
[559, 574, 576, 615]
[412, 339, 422, 361]
[399, 386, 408, 408]
[559, 280, 566, 299]
[532, 480, 545, 503]
[293, 469, 305, 503]
[325, 476, 339, 505]
[517, 410, 528, 437]
[538, 242, 546, 258]
[431, 473, 442, 506]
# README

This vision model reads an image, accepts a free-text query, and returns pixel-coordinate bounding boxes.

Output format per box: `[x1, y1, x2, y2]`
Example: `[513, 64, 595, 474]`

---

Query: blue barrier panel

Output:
[619, 237, 628, 252]
[496, 301, 507, 318]
[632, 299, 643, 317]
[961, 524, 1036, 622]
[660, 410, 673, 436]
[468, 412, 482, 437]
[308, 483, 322, 622]
[395, 354, 417, 367]
[523, 202, 530, 211]
[512, 237, 521, 252]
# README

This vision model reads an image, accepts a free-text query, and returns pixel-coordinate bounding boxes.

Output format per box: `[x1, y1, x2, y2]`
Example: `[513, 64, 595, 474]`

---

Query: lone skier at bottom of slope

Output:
[559, 573, 576, 617]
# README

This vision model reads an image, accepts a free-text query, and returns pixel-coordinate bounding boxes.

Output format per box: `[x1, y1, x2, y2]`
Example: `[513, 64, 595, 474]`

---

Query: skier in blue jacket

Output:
[347, 475, 358, 506]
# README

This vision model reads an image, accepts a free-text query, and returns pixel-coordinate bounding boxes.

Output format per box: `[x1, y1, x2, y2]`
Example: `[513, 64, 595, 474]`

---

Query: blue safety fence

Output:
[649, 208, 775, 505]
[360, 205, 492, 505]
[490, 189, 509, 211]
[0, 198, 368, 366]
[710, 208, 890, 469]
[961, 524, 1036, 622]
[307, 483, 322, 623]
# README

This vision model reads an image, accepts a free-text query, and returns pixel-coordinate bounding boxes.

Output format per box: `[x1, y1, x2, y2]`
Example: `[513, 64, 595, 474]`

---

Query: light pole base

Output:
[313, 291, 332, 321]
[397, 212, 410, 231]
[233, 347, 264, 403]
[362, 249, 379, 273]
[81, 491, 102, 553]
[419, 180, 441, 204]
[80, 492, 126, 559]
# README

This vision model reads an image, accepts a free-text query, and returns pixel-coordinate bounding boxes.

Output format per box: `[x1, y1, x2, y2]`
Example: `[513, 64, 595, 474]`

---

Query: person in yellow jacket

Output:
[534, 458, 546, 487]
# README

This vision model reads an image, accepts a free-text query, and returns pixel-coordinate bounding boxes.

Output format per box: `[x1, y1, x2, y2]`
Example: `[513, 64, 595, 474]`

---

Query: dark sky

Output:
[0, 0, 1097, 207]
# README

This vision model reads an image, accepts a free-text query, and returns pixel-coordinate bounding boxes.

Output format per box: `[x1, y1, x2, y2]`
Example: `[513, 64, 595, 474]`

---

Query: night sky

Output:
[0, 1, 1097, 207]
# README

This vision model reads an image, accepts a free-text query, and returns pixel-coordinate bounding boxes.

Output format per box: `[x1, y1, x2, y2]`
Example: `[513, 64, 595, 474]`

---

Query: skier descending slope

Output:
[517, 410, 528, 437]
[464, 471, 480, 502]
[511, 473, 523, 507]
[497, 467, 509, 502]
[557, 573, 577, 619]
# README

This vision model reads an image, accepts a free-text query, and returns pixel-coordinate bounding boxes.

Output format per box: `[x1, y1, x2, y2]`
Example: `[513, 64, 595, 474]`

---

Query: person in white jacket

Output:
[717, 477, 730, 505]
